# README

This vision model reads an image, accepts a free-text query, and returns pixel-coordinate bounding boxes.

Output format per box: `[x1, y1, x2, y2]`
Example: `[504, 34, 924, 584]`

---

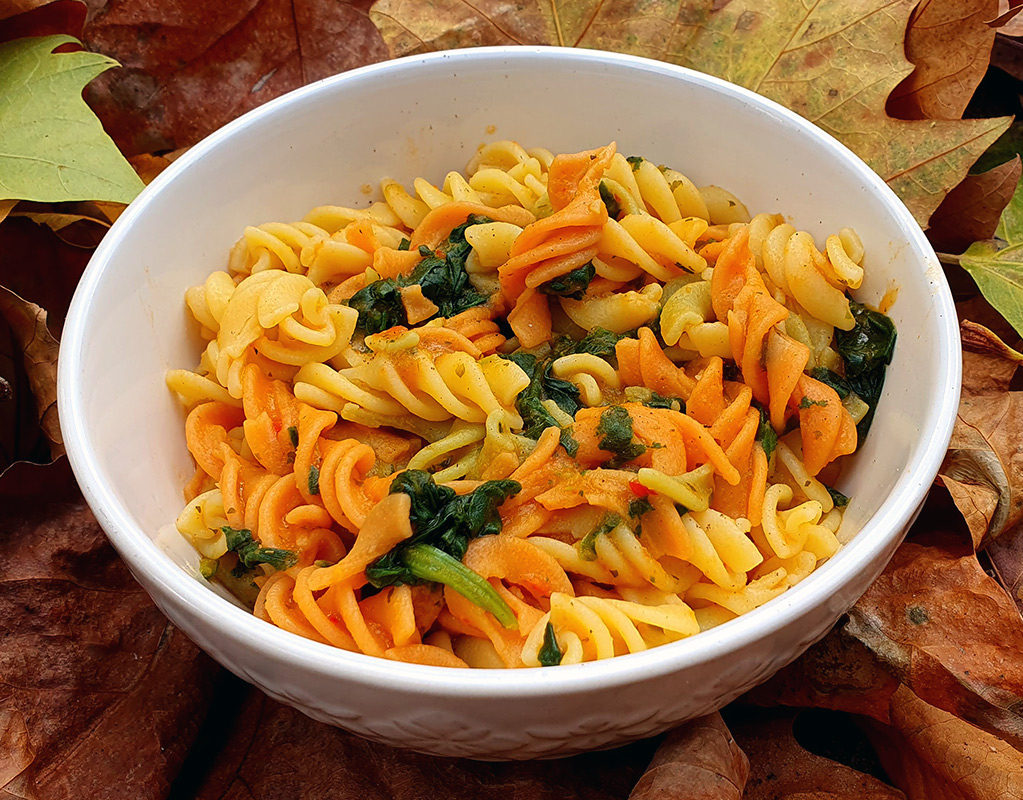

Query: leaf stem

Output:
[401, 543, 517, 629]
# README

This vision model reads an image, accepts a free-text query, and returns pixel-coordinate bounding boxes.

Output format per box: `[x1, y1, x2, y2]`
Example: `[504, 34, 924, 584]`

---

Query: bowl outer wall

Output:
[57, 46, 960, 757]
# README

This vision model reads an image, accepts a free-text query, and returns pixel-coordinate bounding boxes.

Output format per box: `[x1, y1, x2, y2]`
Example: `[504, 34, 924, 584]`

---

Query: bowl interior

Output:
[61, 47, 956, 679]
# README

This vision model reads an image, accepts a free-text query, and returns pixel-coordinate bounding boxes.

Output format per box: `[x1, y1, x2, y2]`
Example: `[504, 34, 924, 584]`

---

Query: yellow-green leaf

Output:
[0, 35, 144, 204]
[369, 0, 1010, 225]
[961, 175, 1023, 338]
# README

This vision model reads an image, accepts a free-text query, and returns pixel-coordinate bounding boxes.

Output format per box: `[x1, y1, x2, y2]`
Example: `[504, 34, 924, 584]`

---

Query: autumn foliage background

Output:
[4, 0, 1023, 798]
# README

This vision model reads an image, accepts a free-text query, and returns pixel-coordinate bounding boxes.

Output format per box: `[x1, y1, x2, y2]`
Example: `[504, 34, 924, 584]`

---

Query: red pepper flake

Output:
[629, 480, 652, 498]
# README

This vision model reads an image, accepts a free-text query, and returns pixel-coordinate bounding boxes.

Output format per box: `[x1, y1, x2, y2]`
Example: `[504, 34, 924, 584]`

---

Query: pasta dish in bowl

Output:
[58, 47, 958, 758]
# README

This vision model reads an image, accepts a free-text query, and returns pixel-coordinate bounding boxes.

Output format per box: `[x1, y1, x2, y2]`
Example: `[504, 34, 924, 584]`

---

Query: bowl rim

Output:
[58, 44, 961, 697]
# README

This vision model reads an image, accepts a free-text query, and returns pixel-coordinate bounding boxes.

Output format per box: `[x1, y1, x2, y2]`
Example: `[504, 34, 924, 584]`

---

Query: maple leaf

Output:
[0, 35, 144, 203]
[369, 0, 1010, 225]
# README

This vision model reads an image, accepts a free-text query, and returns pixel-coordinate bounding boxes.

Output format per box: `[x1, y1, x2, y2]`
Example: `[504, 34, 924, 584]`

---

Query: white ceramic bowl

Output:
[58, 46, 960, 759]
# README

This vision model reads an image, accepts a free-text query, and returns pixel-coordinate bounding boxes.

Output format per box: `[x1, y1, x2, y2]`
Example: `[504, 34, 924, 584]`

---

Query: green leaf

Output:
[0, 36, 144, 204]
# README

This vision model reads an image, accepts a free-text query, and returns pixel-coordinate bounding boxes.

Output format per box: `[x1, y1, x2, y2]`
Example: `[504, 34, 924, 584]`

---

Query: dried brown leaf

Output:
[990, 0, 1023, 28]
[889, 0, 998, 121]
[861, 686, 1023, 800]
[732, 710, 905, 800]
[845, 536, 1023, 751]
[0, 0, 84, 43]
[369, 0, 1011, 226]
[629, 712, 748, 800]
[81, 1, 387, 155]
[9, 210, 110, 248]
[0, 287, 61, 466]
[187, 687, 654, 800]
[928, 158, 1022, 254]
[938, 323, 1023, 547]
[744, 626, 899, 724]
[0, 481, 220, 799]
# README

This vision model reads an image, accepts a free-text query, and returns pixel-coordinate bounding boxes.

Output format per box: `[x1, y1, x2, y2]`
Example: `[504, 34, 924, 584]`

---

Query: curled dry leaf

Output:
[939, 322, 1023, 548]
[81, 0, 387, 155]
[860, 686, 1023, 800]
[188, 686, 654, 800]
[9, 209, 110, 248]
[889, 0, 998, 120]
[0, 482, 220, 799]
[730, 710, 905, 800]
[368, 0, 1011, 225]
[845, 536, 1023, 751]
[0, 287, 62, 469]
[743, 626, 899, 724]
[928, 157, 1022, 254]
[628, 713, 748, 800]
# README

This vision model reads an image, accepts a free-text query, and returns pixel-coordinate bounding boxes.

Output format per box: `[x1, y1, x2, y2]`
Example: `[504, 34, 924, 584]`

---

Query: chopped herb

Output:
[628, 497, 654, 518]
[579, 513, 622, 560]
[809, 367, 851, 399]
[599, 180, 622, 220]
[834, 302, 897, 438]
[596, 406, 646, 466]
[365, 470, 521, 587]
[314, 559, 335, 568]
[626, 155, 644, 170]
[348, 215, 493, 334]
[755, 405, 778, 460]
[798, 396, 829, 409]
[222, 526, 297, 572]
[539, 262, 595, 299]
[538, 622, 563, 666]
[826, 486, 850, 507]
[308, 464, 320, 495]
[287, 425, 299, 447]
[907, 606, 929, 625]
[398, 237, 411, 251]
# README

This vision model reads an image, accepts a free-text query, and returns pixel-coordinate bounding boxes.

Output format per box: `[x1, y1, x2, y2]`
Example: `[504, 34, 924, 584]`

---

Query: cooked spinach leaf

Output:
[754, 404, 778, 460]
[538, 622, 563, 666]
[644, 391, 684, 412]
[552, 326, 629, 360]
[826, 485, 850, 508]
[808, 367, 851, 399]
[348, 277, 406, 334]
[348, 214, 493, 334]
[834, 302, 897, 437]
[504, 351, 580, 456]
[222, 526, 297, 573]
[599, 180, 621, 220]
[596, 406, 646, 466]
[364, 470, 520, 587]
[539, 262, 595, 299]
